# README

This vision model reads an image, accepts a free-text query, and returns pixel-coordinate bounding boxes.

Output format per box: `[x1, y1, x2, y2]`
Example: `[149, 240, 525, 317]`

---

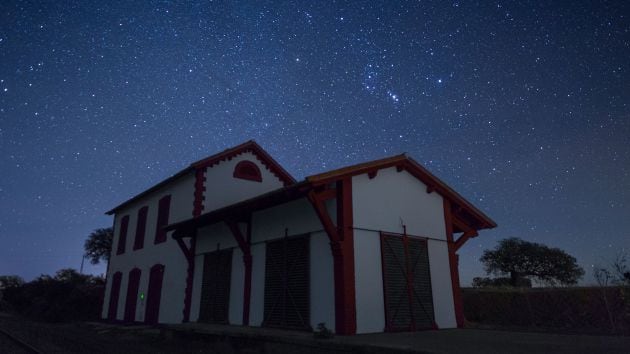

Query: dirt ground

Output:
[1, 313, 629, 354]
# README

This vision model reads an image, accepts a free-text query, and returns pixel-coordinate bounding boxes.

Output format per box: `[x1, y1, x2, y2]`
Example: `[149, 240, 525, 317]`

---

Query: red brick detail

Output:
[193, 168, 206, 217]
[191, 141, 295, 187]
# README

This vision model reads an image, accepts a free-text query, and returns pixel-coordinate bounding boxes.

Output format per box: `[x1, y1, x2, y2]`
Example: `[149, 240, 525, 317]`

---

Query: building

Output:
[101, 140, 496, 334]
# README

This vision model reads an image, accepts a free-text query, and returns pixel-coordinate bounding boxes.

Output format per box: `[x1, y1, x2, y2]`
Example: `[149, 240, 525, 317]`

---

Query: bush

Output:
[463, 286, 630, 335]
[0, 269, 105, 322]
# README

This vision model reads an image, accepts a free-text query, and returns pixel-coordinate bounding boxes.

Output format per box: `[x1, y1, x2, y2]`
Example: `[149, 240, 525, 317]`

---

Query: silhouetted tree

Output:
[0, 275, 24, 288]
[84, 227, 113, 265]
[480, 237, 584, 286]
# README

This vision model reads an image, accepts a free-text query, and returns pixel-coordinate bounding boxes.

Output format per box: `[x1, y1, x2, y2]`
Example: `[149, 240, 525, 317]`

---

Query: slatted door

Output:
[199, 249, 233, 323]
[263, 235, 310, 330]
[381, 233, 435, 331]
[145, 264, 165, 324]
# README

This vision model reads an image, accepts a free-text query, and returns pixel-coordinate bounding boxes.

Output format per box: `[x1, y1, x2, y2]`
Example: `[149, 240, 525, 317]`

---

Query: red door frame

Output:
[145, 264, 165, 324]
[124, 268, 141, 323]
[107, 272, 122, 321]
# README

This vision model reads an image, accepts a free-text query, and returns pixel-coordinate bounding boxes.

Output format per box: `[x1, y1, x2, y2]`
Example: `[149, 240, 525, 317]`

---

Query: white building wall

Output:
[310, 231, 336, 332]
[202, 152, 285, 212]
[249, 242, 266, 326]
[351, 167, 456, 332]
[427, 239, 457, 328]
[102, 172, 195, 323]
[353, 229, 385, 333]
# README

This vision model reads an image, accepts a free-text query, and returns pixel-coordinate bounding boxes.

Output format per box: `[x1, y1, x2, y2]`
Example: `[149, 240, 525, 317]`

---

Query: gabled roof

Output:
[166, 153, 496, 233]
[307, 154, 497, 230]
[106, 140, 295, 215]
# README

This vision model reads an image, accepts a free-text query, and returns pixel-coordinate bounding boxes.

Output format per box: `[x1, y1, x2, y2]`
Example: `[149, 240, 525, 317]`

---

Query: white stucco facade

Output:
[102, 143, 491, 335]
[102, 171, 195, 323]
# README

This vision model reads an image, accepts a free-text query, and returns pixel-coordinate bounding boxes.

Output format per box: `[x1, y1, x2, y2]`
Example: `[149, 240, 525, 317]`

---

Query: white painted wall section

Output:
[103, 172, 195, 323]
[310, 231, 335, 332]
[352, 167, 446, 240]
[428, 239, 457, 328]
[249, 242, 266, 326]
[353, 229, 385, 334]
[203, 152, 285, 212]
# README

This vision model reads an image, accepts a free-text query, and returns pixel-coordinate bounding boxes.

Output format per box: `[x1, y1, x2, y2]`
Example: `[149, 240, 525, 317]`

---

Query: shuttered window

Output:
[124, 268, 141, 323]
[154, 195, 171, 244]
[145, 264, 165, 324]
[133, 206, 148, 250]
[199, 249, 233, 323]
[381, 233, 434, 331]
[116, 215, 129, 255]
[107, 272, 122, 321]
[263, 234, 310, 330]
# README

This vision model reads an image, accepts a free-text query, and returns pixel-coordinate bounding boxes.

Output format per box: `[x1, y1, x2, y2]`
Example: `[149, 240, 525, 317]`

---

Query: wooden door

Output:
[107, 272, 122, 321]
[145, 264, 165, 324]
[381, 233, 434, 331]
[199, 249, 233, 323]
[263, 235, 310, 330]
[124, 268, 141, 323]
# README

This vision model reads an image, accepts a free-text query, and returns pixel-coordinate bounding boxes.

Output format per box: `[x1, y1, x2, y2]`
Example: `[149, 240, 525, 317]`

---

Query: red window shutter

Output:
[154, 195, 171, 244]
[116, 215, 129, 255]
[133, 206, 148, 250]
[233, 161, 262, 182]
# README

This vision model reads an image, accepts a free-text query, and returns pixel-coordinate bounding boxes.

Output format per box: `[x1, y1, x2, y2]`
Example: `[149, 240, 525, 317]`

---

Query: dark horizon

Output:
[1, 1, 629, 284]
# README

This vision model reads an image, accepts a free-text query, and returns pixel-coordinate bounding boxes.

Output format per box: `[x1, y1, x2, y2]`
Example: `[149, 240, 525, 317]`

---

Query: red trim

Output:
[308, 178, 356, 335]
[116, 215, 129, 255]
[106, 140, 295, 215]
[444, 199, 464, 328]
[307, 154, 496, 231]
[155, 195, 171, 244]
[133, 206, 148, 250]
[191, 140, 295, 187]
[402, 230, 416, 331]
[226, 219, 252, 326]
[454, 229, 479, 251]
[233, 161, 263, 182]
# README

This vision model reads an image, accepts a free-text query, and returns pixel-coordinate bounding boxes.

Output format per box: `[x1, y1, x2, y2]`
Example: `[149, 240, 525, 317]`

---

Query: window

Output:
[133, 206, 148, 250]
[233, 160, 262, 182]
[154, 195, 171, 244]
[116, 215, 129, 255]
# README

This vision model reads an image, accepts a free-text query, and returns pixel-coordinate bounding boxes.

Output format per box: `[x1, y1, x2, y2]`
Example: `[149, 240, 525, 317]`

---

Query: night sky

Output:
[1, 1, 629, 285]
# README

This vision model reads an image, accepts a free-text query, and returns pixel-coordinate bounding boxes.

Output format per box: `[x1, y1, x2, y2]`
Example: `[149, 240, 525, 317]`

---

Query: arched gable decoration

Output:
[233, 160, 262, 182]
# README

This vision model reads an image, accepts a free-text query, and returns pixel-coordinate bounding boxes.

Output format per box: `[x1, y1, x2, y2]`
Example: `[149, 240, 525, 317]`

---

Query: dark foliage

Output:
[480, 237, 584, 286]
[472, 276, 532, 288]
[0, 269, 104, 322]
[0, 275, 25, 288]
[463, 287, 630, 335]
[84, 227, 113, 265]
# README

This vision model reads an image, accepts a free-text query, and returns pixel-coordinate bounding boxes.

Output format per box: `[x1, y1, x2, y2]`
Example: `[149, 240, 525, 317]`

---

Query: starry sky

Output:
[1, 1, 629, 285]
